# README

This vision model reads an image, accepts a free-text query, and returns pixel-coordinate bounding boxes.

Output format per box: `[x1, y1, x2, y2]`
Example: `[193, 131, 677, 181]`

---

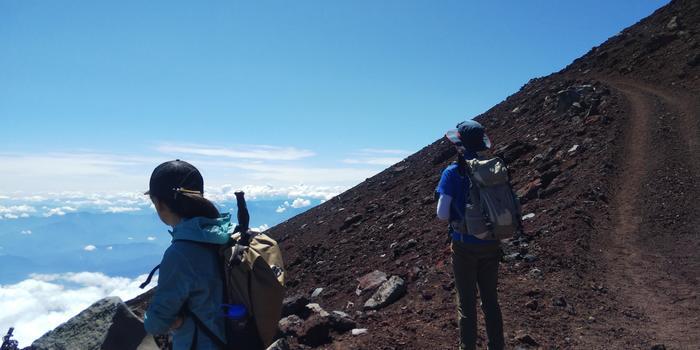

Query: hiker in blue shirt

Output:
[436, 120, 505, 350]
[142, 160, 230, 350]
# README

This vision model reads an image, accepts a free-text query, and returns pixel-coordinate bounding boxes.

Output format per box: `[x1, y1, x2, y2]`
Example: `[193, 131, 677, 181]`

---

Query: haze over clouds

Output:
[0, 272, 149, 346]
[0, 144, 400, 197]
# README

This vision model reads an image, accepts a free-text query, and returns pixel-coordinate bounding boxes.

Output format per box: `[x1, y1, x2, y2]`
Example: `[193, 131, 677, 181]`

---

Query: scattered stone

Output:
[666, 16, 680, 31]
[341, 214, 363, 229]
[514, 332, 539, 347]
[517, 179, 542, 202]
[305, 303, 330, 317]
[540, 182, 564, 197]
[504, 252, 521, 262]
[329, 311, 356, 332]
[651, 344, 667, 350]
[540, 168, 562, 187]
[500, 141, 536, 163]
[351, 328, 368, 336]
[297, 314, 333, 347]
[529, 153, 544, 165]
[278, 315, 304, 336]
[525, 300, 538, 311]
[522, 213, 536, 221]
[645, 33, 677, 53]
[32, 297, 148, 350]
[266, 338, 290, 350]
[311, 288, 324, 299]
[364, 276, 407, 310]
[528, 268, 543, 279]
[553, 296, 567, 307]
[392, 165, 408, 173]
[568, 144, 579, 154]
[282, 295, 310, 317]
[356, 270, 388, 296]
[393, 239, 419, 257]
[523, 254, 538, 263]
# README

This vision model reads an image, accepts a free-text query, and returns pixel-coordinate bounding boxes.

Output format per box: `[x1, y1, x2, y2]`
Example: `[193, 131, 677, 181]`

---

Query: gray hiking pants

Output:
[452, 241, 504, 350]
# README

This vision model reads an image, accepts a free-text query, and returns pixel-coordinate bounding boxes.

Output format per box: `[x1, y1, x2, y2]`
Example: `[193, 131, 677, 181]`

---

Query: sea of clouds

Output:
[0, 183, 340, 221]
[0, 272, 149, 346]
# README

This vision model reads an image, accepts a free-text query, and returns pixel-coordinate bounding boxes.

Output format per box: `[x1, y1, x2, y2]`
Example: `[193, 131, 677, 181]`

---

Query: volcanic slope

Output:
[263, 0, 700, 349]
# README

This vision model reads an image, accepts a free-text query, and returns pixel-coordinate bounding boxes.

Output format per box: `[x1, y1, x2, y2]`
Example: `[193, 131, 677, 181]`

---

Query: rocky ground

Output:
[27, 0, 699, 349]
[257, 1, 700, 348]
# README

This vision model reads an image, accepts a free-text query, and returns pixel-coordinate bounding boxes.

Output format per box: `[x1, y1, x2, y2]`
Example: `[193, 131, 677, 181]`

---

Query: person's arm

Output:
[143, 246, 192, 335]
[436, 194, 452, 221]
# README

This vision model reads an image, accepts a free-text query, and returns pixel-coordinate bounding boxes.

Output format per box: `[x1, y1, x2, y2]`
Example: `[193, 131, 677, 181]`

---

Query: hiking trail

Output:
[597, 79, 700, 348]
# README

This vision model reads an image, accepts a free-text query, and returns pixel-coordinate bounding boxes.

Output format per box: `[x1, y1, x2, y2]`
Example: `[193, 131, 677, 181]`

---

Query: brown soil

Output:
[125, 0, 700, 349]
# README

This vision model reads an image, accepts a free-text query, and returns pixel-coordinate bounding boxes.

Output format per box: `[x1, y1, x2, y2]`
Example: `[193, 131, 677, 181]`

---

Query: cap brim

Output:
[143, 190, 151, 195]
[445, 129, 462, 145]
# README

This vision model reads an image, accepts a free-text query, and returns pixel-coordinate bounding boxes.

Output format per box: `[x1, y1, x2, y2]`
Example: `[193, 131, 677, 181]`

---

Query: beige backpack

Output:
[461, 157, 523, 240]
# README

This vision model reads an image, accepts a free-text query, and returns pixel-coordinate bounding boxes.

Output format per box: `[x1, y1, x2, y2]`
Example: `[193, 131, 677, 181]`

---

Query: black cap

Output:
[145, 159, 204, 198]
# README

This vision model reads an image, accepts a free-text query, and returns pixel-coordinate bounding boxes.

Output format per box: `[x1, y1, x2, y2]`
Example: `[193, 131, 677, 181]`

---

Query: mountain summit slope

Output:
[45, 1, 696, 349]
[264, 0, 700, 348]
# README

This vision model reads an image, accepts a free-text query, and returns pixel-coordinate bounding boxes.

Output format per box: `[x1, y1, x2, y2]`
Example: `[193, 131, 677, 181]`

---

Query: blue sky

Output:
[1, 0, 669, 194]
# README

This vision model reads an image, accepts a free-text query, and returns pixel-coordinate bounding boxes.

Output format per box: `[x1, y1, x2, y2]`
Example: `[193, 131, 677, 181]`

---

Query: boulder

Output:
[278, 315, 304, 337]
[266, 338, 290, 350]
[329, 311, 356, 332]
[356, 270, 388, 296]
[297, 314, 333, 347]
[282, 294, 310, 317]
[31, 297, 152, 350]
[363, 276, 406, 310]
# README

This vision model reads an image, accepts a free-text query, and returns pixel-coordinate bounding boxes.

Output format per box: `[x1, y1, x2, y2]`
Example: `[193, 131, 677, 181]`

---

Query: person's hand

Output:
[170, 317, 183, 330]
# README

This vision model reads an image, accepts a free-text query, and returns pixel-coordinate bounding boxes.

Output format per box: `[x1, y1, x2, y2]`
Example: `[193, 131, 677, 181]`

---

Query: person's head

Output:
[446, 120, 492, 154]
[145, 159, 220, 226]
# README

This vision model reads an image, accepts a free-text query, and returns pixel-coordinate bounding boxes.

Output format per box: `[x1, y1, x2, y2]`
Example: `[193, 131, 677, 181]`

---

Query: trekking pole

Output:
[1, 328, 19, 350]
[233, 191, 250, 241]
[230, 191, 251, 266]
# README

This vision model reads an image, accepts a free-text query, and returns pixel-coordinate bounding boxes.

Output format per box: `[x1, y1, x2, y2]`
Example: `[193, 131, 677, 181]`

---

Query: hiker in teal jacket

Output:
[142, 160, 230, 350]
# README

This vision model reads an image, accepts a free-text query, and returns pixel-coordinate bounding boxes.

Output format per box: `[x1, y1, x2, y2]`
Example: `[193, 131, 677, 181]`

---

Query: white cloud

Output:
[44, 206, 77, 217]
[83, 245, 97, 252]
[291, 198, 311, 208]
[147, 236, 156, 241]
[156, 144, 316, 161]
[341, 148, 411, 166]
[205, 184, 346, 202]
[252, 224, 269, 232]
[20, 230, 32, 235]
[0, 272, 148, 346]
[106, 246, 113, 250]
[275, 206, 286, 213]
[102, 206, 141, 213]
[359, 148, 411, 155]
[342, 157, 405, 166]
[0, 153, 154, 193]
[0, 205, 37, 219]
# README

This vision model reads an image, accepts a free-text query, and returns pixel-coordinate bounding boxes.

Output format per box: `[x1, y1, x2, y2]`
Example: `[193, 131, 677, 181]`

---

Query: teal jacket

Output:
[144, 214, 233, 350]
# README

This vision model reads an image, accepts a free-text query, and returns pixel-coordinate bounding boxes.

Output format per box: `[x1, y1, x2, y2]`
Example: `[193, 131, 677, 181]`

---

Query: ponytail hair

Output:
[153, 191, 220, 219]
[457, 152, 467, 176]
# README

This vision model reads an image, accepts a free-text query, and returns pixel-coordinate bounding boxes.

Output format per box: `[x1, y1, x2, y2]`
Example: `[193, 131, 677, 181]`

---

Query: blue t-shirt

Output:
[436, 153, 492, 245]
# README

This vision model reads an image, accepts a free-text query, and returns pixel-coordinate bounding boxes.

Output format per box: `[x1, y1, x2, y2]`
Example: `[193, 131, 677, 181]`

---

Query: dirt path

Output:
[597, 79, 700, 348]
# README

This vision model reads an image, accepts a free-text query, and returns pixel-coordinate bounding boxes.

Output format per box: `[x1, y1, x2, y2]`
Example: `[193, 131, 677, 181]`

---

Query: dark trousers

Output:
[452, 241, 504, 350]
